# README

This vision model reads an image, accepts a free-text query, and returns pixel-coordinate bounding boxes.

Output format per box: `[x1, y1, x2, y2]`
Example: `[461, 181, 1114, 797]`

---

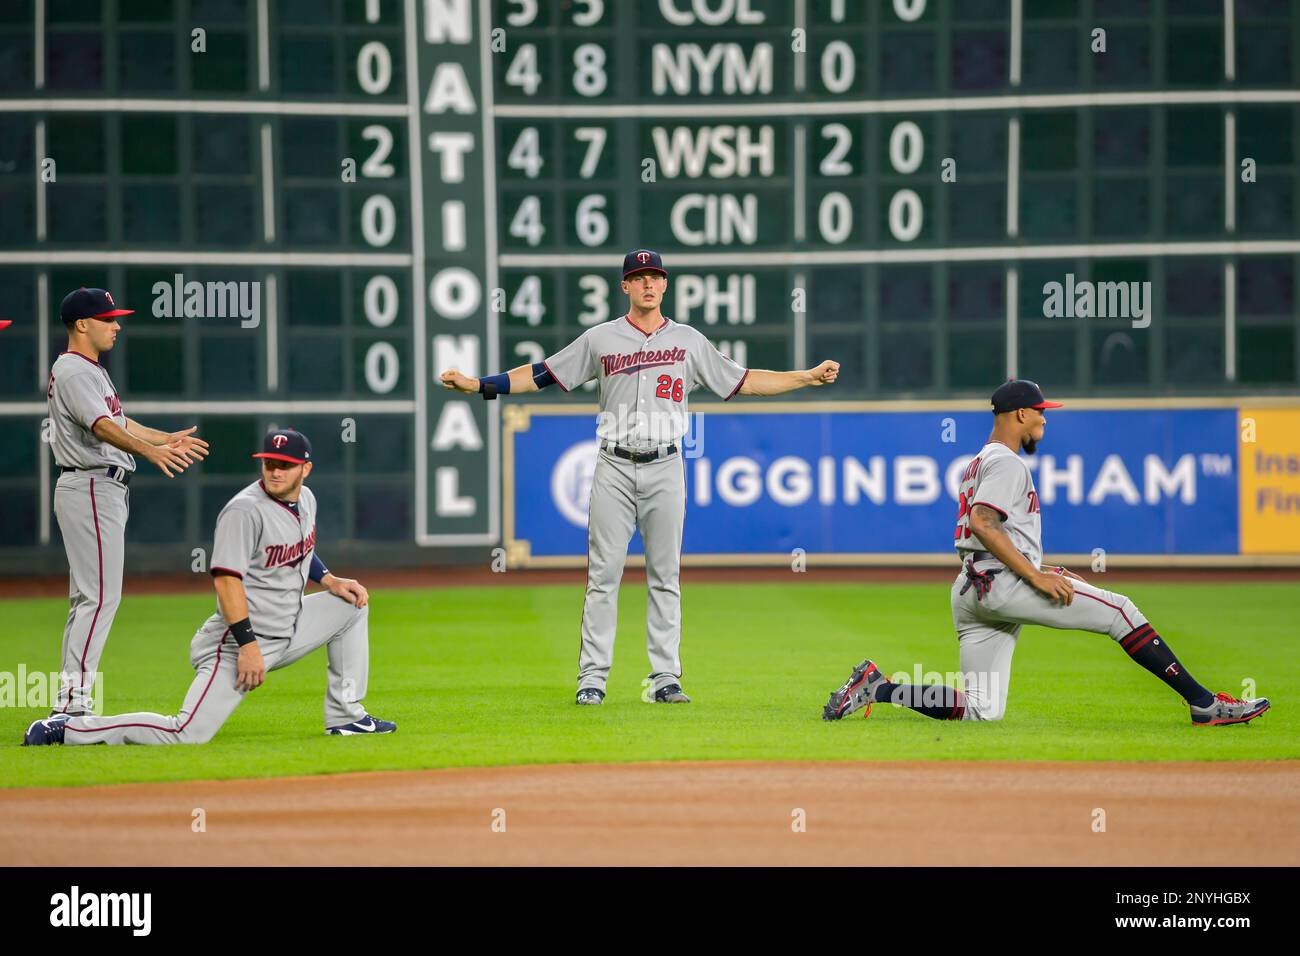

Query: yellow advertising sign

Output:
[1240, 409, 1300, 554]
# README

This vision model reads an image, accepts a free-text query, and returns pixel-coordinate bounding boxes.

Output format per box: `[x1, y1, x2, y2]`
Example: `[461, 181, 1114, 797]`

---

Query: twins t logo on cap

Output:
[105, 292, 115, 305]
[621, 248, 667, 279]
[272, 434, 288, 449]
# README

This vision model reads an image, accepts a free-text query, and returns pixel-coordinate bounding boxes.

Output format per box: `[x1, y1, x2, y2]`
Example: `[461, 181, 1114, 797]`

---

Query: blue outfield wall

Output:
[509, 409, 1240, 558]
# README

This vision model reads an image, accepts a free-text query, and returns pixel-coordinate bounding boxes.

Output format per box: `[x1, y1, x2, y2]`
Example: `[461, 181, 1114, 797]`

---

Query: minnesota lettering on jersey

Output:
[105, 393, 123, 416]
[601, 347, 688, 377]
[265, 526, 316, 569]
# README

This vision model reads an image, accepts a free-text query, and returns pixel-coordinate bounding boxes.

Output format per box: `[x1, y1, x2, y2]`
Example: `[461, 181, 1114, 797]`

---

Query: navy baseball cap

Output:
[622, 249, 667, 279]
[253, 429, 312, 465]
[61, 287, 133, 323]
[991, 379, 1064, 414]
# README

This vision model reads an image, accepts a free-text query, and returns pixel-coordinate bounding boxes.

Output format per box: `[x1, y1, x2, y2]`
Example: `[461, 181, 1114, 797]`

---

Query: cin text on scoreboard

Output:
[0, 0, 1297, 557]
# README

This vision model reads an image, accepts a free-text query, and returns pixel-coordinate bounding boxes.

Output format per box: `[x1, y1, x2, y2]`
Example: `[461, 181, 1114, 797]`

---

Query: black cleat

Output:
[653, 683, 691, 703]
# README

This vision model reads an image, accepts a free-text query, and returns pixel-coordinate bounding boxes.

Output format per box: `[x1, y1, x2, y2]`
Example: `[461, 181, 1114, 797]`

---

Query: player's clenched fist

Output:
[806, 360, 840, 386]
[440, 368, 479, 393]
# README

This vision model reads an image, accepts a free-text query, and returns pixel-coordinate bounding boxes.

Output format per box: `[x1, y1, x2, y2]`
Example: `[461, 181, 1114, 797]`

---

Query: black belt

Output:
[605, 442, 677, 464]
[61, 465, 133, 486]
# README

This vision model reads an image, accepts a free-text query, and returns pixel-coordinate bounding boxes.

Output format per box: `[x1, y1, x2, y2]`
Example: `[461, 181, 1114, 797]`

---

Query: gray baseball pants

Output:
[63, 592, 371, 745]
[53, 471, 130, 715]
[952, 560, 1149, 721]
[578, 447, 686, 694]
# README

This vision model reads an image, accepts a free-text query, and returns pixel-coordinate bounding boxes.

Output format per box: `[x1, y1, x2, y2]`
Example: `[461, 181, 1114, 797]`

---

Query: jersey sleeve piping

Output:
[971, 501, 1009, 519]
[724, 369, 749, 401]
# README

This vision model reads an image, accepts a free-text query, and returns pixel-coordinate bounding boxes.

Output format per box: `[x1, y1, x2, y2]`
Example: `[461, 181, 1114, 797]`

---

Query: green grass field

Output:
[2, 581, 1296, 788]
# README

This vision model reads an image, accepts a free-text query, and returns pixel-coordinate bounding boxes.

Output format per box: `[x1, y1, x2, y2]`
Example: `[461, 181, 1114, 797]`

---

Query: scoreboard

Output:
[1, 0, 1299, 565]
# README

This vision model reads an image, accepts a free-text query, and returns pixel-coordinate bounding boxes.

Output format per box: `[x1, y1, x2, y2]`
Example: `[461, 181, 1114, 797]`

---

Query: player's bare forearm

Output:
[737, 360, 839, 396]
[737, 369, 806, 396]
[94, 419, 198, 476]
[126, 420, 209, 464]
[92, 418, 162, 457]
[439, 364, 540, 395]
[212, 573, 250, 625]
[123, 418, 170, 444]
[970, 505, 1073, 603]
[969, 506, 1041, 580]
[506, 364, 541, 393]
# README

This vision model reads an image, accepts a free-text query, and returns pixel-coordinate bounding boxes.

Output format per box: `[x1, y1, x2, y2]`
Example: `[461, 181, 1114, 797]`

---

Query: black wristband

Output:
[229, 617, 257, 647]
[481, 381, 498, 400]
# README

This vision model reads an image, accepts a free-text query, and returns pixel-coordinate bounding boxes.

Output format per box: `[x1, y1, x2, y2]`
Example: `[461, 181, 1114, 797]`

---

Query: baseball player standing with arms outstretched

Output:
[442, 249, 840, 705]
[24, 429, 394, 746]
[823, 379, 1271, 728]
[45, 287, 208, 717]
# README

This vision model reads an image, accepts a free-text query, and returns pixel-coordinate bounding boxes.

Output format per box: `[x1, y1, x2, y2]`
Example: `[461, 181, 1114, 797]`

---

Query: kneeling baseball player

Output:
[24, 429, 395, 746]
[823, 380, 1270, 729]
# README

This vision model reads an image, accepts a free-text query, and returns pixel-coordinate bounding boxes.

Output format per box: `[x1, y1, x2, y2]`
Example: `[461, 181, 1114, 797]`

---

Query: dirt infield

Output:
[3, 760, 1296, 866]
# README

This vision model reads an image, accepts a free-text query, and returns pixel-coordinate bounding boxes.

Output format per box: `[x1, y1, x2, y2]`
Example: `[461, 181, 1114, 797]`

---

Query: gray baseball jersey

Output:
[950, 440, 1150, 722]
[46, 350, 134, 471]
[954, 441, 1042, 568]
[543, 315, 748, 450]
[64, 478, 373, 745]
[210, 480, 318, 638]
[546, 314, 748, 696]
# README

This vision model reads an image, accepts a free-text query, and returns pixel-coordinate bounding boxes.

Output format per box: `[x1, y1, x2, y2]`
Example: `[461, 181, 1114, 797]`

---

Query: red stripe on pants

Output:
[64, 478, 104, 714]
[1075, 589, 1135, 630]
[65, 634, 228, 737]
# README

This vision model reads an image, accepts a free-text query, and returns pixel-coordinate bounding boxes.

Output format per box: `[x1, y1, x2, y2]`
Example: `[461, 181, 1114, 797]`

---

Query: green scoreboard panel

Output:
[1, 0, 1299, 561]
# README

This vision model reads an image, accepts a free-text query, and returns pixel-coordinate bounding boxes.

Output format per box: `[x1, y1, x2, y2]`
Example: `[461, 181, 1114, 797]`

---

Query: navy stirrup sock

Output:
[875, 681, 967, 720]
[1118, 625, 1213, 706]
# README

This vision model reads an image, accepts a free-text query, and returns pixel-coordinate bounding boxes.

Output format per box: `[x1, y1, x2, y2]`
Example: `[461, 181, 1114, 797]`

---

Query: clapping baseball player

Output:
[442, 249, 840, 705]
[44, 288, 208, 717]
[823, 380, 1270, 728]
